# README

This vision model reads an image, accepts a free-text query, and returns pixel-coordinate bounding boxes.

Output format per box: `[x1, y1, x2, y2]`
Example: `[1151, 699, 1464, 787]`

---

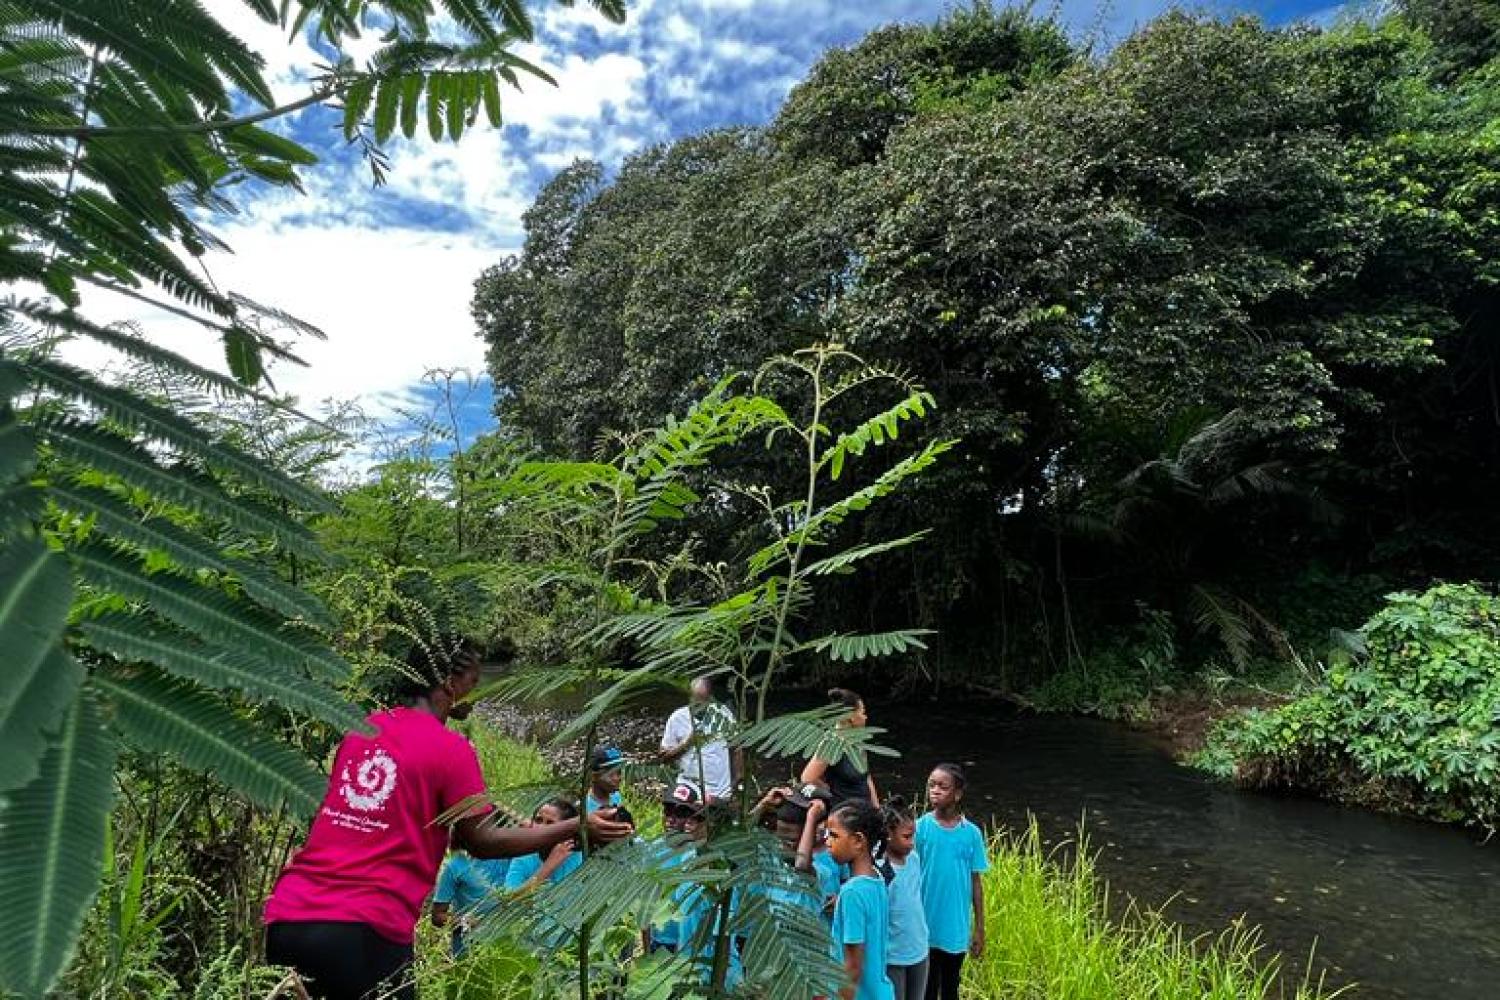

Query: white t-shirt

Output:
[661, 701, 735, 799]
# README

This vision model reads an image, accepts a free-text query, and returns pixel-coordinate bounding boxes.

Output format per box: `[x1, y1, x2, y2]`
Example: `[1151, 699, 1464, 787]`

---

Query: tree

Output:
[0, 2, 627, 995]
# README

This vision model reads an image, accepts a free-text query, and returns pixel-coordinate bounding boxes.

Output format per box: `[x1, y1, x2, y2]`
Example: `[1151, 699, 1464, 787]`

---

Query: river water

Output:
[866, 700, 1500, 1000]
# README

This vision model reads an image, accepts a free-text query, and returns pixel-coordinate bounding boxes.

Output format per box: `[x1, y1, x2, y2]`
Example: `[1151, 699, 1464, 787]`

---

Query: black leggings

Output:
[266, 921, 415, 1000]
[924, 948, 965, 1000]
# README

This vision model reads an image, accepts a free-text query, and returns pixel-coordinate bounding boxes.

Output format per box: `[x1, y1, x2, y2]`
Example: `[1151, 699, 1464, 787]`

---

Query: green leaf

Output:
[223, 328, 265, 386]
[0, 647, 84, 798]
[731, 709, 897, 770]
[91, 668, 324, 817]
[78, 612, 365, 732]
[42, 419, 325, 559]
[0, 689, 117, 999]
[48, 481, 332, 625]
[0, 538, 75, 794]
[70, 541, 348, 682]
[21, 359, 332, 512]
[801, 531, 930, 577]
[800, 628, 933, 662]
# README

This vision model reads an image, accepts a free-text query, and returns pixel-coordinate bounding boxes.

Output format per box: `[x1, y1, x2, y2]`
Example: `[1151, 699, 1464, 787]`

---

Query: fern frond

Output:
[69, 541, 349, 682]
[0, 688, 117, 1000]
[0, 537, 78, 794]
[801, 531, 930, 577]
[20, 358, 332, 512]
[91, 667, 324, 817]
[731, 709, 897, 770]
[799, 629, 933, 663]
[1188, 584, 1253, 671]
[42, 418, 324, 559]
[47, 481, 330, 624]
[77, 612, 364, 732]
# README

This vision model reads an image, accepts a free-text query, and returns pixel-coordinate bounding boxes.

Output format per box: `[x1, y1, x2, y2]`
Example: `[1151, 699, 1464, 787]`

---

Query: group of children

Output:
[431, 748, 989, 1000]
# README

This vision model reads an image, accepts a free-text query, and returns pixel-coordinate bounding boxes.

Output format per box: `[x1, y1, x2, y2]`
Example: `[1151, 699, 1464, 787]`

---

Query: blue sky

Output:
[84, 0, 1344, 462]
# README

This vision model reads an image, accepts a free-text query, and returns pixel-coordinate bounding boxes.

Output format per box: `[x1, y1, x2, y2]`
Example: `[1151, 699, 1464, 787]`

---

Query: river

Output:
[867, 699, 1500, 1000]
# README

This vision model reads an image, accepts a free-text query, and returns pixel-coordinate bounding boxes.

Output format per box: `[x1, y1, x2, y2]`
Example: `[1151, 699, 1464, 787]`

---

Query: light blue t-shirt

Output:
[914, 813, 989, 954]
[831, 875, 895, 1000]
[648, 839, 695, 949]
[885, 852, 929, 966]
[812, 850, 848, 917]
[434, 854, 510, 915]
[585, 790, 622, 814]
[503, 849, 584, 890]
[674, 881, 744, 989]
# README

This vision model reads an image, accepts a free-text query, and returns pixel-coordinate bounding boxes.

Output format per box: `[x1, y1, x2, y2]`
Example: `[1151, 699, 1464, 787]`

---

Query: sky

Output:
[79, 0, 1345, 461]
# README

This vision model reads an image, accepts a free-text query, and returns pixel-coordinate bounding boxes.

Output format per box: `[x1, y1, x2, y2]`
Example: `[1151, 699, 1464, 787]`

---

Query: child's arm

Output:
[750, 786, 792, 823]
[970, 870, 986, 958]
[794, 798, 826, 872]
[839, 942, 864, 1000]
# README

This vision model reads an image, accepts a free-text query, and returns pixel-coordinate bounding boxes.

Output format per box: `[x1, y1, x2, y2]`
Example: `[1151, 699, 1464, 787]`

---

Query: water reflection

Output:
[874, 705, 1500, 999]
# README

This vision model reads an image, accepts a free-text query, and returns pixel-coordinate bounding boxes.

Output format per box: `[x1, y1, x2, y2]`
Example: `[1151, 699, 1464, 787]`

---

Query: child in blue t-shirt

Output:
[504, 797, 585, 891]
[880, 797, 929, 1000]
[826, 800, 895, 1000]
[431, 838, 510, 956]
[586, 746, 626, 814]
[915, 763, 989, 1000]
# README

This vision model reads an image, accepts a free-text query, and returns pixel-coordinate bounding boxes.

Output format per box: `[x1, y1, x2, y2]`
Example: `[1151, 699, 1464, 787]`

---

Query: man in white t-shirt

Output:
[660, 676, 738, 801]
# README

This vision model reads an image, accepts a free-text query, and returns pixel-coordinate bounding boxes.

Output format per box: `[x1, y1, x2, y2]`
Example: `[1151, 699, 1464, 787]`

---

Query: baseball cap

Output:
[662, 780, 706, 812]
[590, 746, 625, 772]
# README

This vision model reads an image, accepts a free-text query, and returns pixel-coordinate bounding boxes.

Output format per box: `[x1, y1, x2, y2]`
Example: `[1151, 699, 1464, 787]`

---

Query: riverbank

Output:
[436, 725, 1347, 999]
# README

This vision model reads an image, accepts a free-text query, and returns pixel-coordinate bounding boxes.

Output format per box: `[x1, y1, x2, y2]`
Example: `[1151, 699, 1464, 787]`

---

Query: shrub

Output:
[1199, 583, 1500, 827]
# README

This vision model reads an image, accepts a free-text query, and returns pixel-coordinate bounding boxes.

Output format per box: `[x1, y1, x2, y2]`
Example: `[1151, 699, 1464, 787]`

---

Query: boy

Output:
[587, 746, 626, 814]
[430, 836, 509, 957]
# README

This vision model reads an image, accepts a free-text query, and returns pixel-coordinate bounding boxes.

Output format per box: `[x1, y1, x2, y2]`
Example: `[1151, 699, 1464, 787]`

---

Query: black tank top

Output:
[825, 755, 871, 806]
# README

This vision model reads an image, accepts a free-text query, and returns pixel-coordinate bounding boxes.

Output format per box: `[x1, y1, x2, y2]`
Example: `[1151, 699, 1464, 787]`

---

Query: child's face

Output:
[534, 803, 564, 826]
[823, 813, 863, 865]
[593, 767, 622, 795]
[887, 817, 915, 858]
[927, 768, 962, 812]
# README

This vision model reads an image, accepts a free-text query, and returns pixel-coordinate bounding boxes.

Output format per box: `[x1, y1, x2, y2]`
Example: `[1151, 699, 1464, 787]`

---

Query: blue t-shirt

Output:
[812, 850, 848, 917]
[648, 839, 695, 949]
[503, 849, 583, 890]
[831, 875, 895, 1000]
[886, 852, 929, 966]
[585, 790, 622, 814]
[914, 813, 989, 954]
[674, 881, 743, 989]
[434, 854, 510, 915]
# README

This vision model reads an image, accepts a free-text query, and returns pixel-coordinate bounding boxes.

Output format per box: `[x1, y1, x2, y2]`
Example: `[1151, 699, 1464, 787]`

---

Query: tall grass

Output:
[967, 823, 1348, 1000]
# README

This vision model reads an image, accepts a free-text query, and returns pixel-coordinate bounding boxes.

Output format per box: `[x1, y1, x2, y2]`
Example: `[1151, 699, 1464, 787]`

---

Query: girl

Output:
[915, 764, 988, 1000]
[801, 689, 880, 806]
[825, 801, 896, 1000]
[503, 797, 584, 891]
[881, 798, 929, 1000]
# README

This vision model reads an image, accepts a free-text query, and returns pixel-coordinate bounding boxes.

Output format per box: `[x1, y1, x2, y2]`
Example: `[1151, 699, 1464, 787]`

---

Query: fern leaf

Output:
[47, 480, 330, 624]
[819, 390, 935, 481]
[800, 629, 933, 663]
[20, 358, 332, 512]
[42, 418, 324, 559]
[77, 612, 365, 732]
[0, 688, 117, 1000]
[0, 538, 76, 794]
[801, 531, 930, 577]
[731, 709, 897, 770]
[91, 668, 324, 817]
[69, 541, 348, 682]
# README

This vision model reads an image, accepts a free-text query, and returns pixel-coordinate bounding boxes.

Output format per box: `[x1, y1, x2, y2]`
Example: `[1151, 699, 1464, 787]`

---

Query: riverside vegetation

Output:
[0, 0, 1493, 998]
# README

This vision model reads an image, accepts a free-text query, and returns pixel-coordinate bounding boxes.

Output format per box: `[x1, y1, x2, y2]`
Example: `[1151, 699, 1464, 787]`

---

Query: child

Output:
[647, 781, 708, 954]
[587, 746, 626, 814]
[915, 764, 988, 1000]
[825, 800, 896, 1000]
[659, 782, 744, 989]
[431, 834, 510, 957]
[504, 797, 584, 891]
[881, 798, 929, 1000]
[772, 788, 844, 916]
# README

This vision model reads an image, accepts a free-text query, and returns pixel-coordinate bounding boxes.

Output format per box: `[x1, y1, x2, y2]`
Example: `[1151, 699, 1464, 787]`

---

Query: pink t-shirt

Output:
[263, 707, 487, 944]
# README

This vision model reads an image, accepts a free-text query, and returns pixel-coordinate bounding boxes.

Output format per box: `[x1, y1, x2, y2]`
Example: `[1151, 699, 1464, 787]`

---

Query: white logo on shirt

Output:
[339, 748, 397, 812]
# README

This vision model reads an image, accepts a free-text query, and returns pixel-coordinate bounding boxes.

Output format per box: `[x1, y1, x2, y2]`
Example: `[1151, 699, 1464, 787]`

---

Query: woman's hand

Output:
[585, 808, 634, 843]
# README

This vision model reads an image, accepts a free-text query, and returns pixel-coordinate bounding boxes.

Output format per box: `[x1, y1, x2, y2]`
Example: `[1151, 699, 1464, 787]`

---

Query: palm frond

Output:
[0, 537, 78, 794]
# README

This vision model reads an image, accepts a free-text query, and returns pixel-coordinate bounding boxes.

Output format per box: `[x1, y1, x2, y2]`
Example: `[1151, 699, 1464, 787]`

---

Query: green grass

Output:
[967, 823, 1348, 1000]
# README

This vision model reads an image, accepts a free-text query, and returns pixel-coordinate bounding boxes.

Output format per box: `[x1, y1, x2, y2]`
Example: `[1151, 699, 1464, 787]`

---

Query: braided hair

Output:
[830, 799, 892, 883]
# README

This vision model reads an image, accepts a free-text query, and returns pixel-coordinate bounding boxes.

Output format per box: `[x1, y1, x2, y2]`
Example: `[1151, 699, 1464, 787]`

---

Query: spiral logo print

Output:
[340, 748, 398, 812]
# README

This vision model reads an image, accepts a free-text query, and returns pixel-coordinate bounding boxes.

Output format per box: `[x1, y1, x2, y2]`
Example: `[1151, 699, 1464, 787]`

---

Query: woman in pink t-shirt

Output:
[264, 637, 630, 999]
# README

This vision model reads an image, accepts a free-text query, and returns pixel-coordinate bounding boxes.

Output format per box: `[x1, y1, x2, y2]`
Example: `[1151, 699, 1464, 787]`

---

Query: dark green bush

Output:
[1199, 583, 1500, 827]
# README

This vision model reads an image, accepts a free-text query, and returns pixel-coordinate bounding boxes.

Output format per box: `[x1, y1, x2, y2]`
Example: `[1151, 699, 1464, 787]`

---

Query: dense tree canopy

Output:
[476, 1, 1500, 691]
